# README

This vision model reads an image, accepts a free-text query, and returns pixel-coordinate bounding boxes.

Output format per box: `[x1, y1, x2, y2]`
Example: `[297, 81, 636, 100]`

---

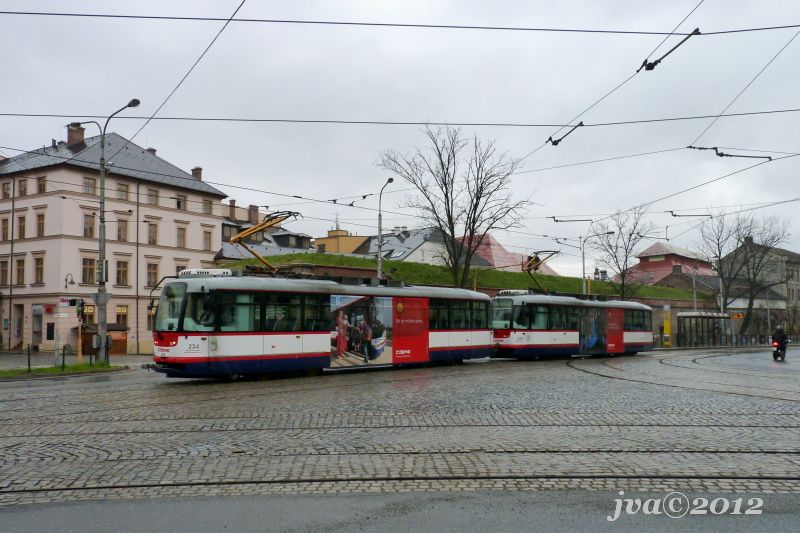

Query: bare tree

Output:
[700, 212, 790, 334]
[379, 126, 529, 288]
[591, 207, 655, 300]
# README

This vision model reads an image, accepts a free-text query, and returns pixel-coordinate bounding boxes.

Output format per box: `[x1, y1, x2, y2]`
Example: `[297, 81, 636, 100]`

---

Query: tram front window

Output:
[492, 299, 513, 329]
[154, 282, 186, 332]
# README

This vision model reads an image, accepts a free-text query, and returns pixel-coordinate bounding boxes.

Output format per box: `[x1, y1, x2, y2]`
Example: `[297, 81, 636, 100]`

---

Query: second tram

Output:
[491, 292, 653, 358]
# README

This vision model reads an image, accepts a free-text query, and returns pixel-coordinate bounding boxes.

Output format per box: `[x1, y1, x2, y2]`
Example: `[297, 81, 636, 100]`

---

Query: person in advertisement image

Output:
[581, 306, 607, 355]
[330, 295, 392, 367]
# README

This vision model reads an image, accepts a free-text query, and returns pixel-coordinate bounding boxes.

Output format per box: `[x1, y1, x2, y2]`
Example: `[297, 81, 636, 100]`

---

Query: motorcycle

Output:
[772, 340, 787, 361]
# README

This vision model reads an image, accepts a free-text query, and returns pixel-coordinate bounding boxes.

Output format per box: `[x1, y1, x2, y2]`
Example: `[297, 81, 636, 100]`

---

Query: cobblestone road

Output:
[1, 349, 799, 507]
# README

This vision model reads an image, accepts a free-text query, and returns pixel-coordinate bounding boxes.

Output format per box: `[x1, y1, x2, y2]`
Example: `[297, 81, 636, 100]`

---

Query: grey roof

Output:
[216, 242, 314, 260]
[637, 241, 707, 261]
[355, 227, 444, 259]
[0, 133, 226, 197]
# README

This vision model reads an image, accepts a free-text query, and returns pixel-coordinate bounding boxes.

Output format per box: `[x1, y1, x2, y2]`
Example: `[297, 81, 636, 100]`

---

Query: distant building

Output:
[314, 228, 368, 254]
[354, 226, 454, 266]
[0, 125, 226, 353]
[626, 242, 715, 285]
[216, 199, 313, 262]
[465, 233, 559, 276]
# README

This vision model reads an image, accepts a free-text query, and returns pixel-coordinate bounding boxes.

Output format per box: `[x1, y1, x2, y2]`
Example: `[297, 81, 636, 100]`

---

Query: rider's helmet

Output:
[777, 325, 783, 330]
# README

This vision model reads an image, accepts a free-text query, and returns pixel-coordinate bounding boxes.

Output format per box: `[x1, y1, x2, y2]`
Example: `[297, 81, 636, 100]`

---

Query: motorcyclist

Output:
[772, 325, 788, 352]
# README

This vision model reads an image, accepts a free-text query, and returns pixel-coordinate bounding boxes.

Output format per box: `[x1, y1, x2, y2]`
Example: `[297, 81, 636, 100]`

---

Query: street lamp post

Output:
[581, 231, 615, 295]
[69, 98, 140, 364]
[376, 177, 393, 280]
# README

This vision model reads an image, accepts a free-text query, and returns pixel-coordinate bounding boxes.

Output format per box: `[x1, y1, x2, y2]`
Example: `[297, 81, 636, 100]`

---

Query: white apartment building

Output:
[0, 125, 226, 354]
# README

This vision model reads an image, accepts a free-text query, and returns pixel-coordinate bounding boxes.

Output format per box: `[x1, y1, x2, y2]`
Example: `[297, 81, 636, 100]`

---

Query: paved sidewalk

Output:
[0, 351, 152, 371]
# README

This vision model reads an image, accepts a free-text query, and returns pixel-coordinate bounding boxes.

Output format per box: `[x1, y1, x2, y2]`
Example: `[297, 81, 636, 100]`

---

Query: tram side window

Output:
[263, 293, 301, 332]
[529, 305, 549, 330]
[491, 298, 513, 329]
[450, 300, 471, 329]
[566, 307, 580, 330]
[549, 306, 567, 330]
[512, 305, 530, 329]
[471, 301, 488, 329]
[182, 293, 216, 332]
[624, 310, 651, 331]
[218, 292, 261, 332]
[303, 294, 330, 331]
[429, 299, 449, 329]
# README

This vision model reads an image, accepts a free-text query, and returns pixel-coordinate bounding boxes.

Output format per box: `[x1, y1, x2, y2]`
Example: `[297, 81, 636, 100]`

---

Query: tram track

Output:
[2, 472, 800, 497]
[564, 355, 800, 402]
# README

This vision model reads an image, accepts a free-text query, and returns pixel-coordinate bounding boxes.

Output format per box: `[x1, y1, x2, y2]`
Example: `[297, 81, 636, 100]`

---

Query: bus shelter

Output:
[676, 312, 731, 347]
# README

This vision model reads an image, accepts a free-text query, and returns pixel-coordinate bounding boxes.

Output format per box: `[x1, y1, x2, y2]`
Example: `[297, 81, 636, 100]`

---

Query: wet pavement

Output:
[0, 348, 798, 528]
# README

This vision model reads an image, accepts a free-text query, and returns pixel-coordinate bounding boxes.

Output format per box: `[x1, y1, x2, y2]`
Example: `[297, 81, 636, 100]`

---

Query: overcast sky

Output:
[2, 0, 798, 276]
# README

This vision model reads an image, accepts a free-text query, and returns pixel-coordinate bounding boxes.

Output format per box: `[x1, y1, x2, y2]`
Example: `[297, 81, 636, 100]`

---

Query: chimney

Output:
[146, 147, 157, 156]
[191, 166, 202, 180]
[228, 199, 236, 221]
[393, 226, 402, 236]
[67, 125, 85, 146]
[248, 204, 259, 225]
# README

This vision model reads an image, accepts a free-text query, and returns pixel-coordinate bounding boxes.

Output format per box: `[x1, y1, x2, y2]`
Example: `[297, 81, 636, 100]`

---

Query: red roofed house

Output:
[464, 233, 559, 276]
[626, 242, 715, 285]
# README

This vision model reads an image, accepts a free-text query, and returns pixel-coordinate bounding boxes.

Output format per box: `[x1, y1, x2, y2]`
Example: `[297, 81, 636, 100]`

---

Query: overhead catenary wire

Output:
[690, 28, 800, 145]
[521, 0, 705, 160]
[1, 9, 797, 36]
[107, 0, 247, 162]
[4, 106, 800, 129]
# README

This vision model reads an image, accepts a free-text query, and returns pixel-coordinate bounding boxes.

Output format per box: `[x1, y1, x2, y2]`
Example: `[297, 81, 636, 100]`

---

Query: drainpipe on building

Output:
[7, 178, 15, 350]
[136, 182, 140, 354]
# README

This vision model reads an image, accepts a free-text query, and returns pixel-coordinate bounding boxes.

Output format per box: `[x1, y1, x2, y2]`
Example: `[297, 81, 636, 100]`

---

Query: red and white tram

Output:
[491, 291, 654, 358]
[151, 269, 492, 378]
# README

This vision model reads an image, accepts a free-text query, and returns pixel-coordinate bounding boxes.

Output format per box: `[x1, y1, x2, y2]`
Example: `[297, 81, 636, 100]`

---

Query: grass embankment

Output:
[0, 362, 125, 379]
[234, 253, 710, 301]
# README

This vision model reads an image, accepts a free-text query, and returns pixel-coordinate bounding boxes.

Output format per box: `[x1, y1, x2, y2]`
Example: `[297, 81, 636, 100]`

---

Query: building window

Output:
[34, 257, 44, 284]
[83, 177, 97, 195]
[176, 194, 187, 210]
[147, 223, 158, 245]
[1, 219, 7, 241]
[222, 225, 235, 242]
[15, 259, 24, 284]
[203, 231, 212, 251]
[117, 183, 129, 201]
[177, 227, 186, 248]
[18, 179, 27, 196]
[82, 257, 96, 284]
[203, 199, 212, 215]
[2, 182, 9, 199]
[36, 213, 45, 237]
[176, 264, 187, 276]
[17, 216, 25, 239]
[0, 260, 7, 286]
[37, 176, 46, 194]
[117, 219, 128, 242]
[83, 214, 95, 238]
[146, 263, 159, 287]
[147, 188, 158, 206]
[84, 305, 96, 324]
[116, 260, 129, 285]
[116, 305, 128, 326]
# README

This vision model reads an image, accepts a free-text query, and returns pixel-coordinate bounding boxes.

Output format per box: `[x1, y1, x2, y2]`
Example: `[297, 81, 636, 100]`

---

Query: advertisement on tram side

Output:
[580, 306, 607, 355]
[329, 295, 430, 367]
[606, 308, 624, 354]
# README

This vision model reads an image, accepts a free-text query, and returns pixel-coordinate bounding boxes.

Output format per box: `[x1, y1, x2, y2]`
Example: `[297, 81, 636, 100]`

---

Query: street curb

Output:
[0, 366, 131, 383]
